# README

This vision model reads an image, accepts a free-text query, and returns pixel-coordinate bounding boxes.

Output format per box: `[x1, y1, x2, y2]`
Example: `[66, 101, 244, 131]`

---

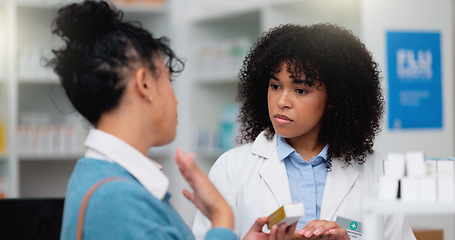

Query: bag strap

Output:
[76, 177, 128, 240]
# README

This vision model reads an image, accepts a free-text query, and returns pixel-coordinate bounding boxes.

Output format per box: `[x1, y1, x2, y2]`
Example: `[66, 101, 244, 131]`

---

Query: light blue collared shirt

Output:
[277, 136, 328, 229]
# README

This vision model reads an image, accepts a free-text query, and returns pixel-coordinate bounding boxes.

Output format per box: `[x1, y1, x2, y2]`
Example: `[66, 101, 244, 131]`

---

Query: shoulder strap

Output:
[76, 177, 128, 240]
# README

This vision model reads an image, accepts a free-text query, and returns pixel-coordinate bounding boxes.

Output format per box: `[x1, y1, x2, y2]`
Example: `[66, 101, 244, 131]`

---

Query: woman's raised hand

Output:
[174, 148, 233, 229]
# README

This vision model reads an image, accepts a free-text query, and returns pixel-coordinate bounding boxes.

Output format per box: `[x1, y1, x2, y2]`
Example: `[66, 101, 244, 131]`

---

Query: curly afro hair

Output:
[237, 23, 384, 165]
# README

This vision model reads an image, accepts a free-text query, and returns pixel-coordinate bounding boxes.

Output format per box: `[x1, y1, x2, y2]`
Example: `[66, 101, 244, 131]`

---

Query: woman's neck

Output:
[285, 135, 326, 162]
[96, 109, 151, 156]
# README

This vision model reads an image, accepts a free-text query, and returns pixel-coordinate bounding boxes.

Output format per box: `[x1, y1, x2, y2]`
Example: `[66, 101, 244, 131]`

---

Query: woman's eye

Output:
[296, 89, 306, 94]
[269, 83, 279, 90]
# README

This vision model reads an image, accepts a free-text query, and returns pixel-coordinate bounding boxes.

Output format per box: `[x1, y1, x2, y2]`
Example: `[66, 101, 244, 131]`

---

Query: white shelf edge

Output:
[19, 153, 82, 161]
[112, 2, 167, 14]
[195, 74, 239, 85]
[15, 0, 67, 9]
[188, 0, 305, 23]
[189, 3, 261, 23]
[364, 199, 455, 215]
[15, 0, 167, 14]
[18, 76, 59, 84]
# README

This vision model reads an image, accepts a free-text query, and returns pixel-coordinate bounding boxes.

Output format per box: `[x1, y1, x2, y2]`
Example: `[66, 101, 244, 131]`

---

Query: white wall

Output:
[362, 0, 455, 239]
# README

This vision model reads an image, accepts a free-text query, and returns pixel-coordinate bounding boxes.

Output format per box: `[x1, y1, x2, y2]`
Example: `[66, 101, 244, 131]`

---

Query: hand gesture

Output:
[174, 148, 233, 229]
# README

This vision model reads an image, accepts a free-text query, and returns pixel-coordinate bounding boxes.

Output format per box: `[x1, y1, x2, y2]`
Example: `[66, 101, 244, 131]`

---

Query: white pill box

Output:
[267, 203, 305, 229]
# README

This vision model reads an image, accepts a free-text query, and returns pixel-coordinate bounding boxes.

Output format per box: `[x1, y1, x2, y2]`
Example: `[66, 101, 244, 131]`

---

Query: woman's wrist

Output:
[210, 203, 234, 230]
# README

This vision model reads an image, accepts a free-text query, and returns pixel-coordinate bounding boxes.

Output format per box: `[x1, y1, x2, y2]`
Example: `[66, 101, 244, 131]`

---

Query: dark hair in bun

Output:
[48, 0, 184, 125]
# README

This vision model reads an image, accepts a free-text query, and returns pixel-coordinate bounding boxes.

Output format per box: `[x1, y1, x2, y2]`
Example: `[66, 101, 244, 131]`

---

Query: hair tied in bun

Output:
[53, 0, 123, 43]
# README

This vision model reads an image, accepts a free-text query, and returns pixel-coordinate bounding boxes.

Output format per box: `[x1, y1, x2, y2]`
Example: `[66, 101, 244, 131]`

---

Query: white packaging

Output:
[267, 202, 305, 229]
[377, 176, 399, 201]
[400, 177, 420, 202]
[437, 160, 454, 175]
[425, 159, 438, 176]
[420, 176, 437, 202]
[405, 151, 426, 177]
[384, 152, 406, 178]
[437, 175, 455, 202]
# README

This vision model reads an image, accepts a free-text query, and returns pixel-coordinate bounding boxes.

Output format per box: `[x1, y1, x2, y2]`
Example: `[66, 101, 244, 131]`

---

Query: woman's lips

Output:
[274, 114, 293, 124]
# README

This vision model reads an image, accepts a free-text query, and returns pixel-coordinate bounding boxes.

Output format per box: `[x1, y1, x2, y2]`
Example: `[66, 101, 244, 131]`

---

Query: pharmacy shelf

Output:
[363, 199, 455, 240]
[19, 153, 83, 161]
[111, 1, 166, 14]
[18, 76, 59, 84]
[14, 0, 166, 11]
[195, 74, 239, 85]
[189, 4, 260, 24]
[188, 0, 302, 23]
[0, 3, 5, 85]
[364, 199, 455, 215]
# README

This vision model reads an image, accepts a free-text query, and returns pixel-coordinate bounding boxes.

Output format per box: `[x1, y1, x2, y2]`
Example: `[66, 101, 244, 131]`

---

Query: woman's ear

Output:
[134, 67, 154, 102]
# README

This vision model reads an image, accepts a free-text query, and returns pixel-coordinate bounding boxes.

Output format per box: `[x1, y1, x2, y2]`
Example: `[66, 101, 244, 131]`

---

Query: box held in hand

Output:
[267, 203, 304, 229]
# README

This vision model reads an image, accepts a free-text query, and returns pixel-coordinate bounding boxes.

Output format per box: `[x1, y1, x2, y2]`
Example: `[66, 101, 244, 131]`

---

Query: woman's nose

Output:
[277, 91, 291, 109]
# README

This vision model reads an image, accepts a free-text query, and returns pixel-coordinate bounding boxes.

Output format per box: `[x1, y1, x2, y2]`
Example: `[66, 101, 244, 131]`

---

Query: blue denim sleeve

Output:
[205, 227, 238, 240]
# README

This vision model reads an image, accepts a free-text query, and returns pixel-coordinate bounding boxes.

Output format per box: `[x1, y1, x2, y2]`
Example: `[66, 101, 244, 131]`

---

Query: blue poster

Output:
[387, 31, 442, 129]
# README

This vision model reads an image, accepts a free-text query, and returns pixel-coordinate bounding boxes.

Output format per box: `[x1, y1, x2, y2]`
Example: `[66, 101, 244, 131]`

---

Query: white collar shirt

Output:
[84, 129, 169, 200]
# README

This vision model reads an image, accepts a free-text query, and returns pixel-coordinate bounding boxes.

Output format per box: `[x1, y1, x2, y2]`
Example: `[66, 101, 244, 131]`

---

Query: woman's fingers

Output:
[286, 221, 297, 236]
[174, 148, 196, 182]
[327, 228, 350, 240]
[300, 220, 349, 239]
[249, 217, 269, 232]
[269, 225, 278, 240]
[277, 223, 287, 240]
[174, 148, 234, 229]
[182, 189, 194, 203]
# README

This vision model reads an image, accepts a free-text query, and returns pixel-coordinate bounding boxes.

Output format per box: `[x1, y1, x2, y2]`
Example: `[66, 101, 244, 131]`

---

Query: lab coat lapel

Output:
[253, 132, 292, 206]
[258, 153, 292, 206]
[320, 159, 359, 220]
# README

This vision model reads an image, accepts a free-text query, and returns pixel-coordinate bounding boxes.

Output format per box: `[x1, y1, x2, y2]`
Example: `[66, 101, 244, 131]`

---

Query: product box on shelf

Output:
[378, 151, 455, 203]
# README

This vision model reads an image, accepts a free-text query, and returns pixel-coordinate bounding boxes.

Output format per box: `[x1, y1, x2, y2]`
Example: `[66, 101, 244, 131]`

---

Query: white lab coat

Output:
[192, 131, 416, 240]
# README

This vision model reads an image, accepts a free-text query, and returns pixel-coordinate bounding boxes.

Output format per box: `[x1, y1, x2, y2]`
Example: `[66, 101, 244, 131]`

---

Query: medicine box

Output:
[267, 203, 304, 229]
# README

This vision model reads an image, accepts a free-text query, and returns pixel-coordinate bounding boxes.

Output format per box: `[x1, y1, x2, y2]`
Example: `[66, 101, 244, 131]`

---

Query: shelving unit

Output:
[363, 199, 455, 240]
[12, 1, 82, 198]
[0, 1, 7, 197]
[261, 0, 361, 35]
[0, 4, 5, 81]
